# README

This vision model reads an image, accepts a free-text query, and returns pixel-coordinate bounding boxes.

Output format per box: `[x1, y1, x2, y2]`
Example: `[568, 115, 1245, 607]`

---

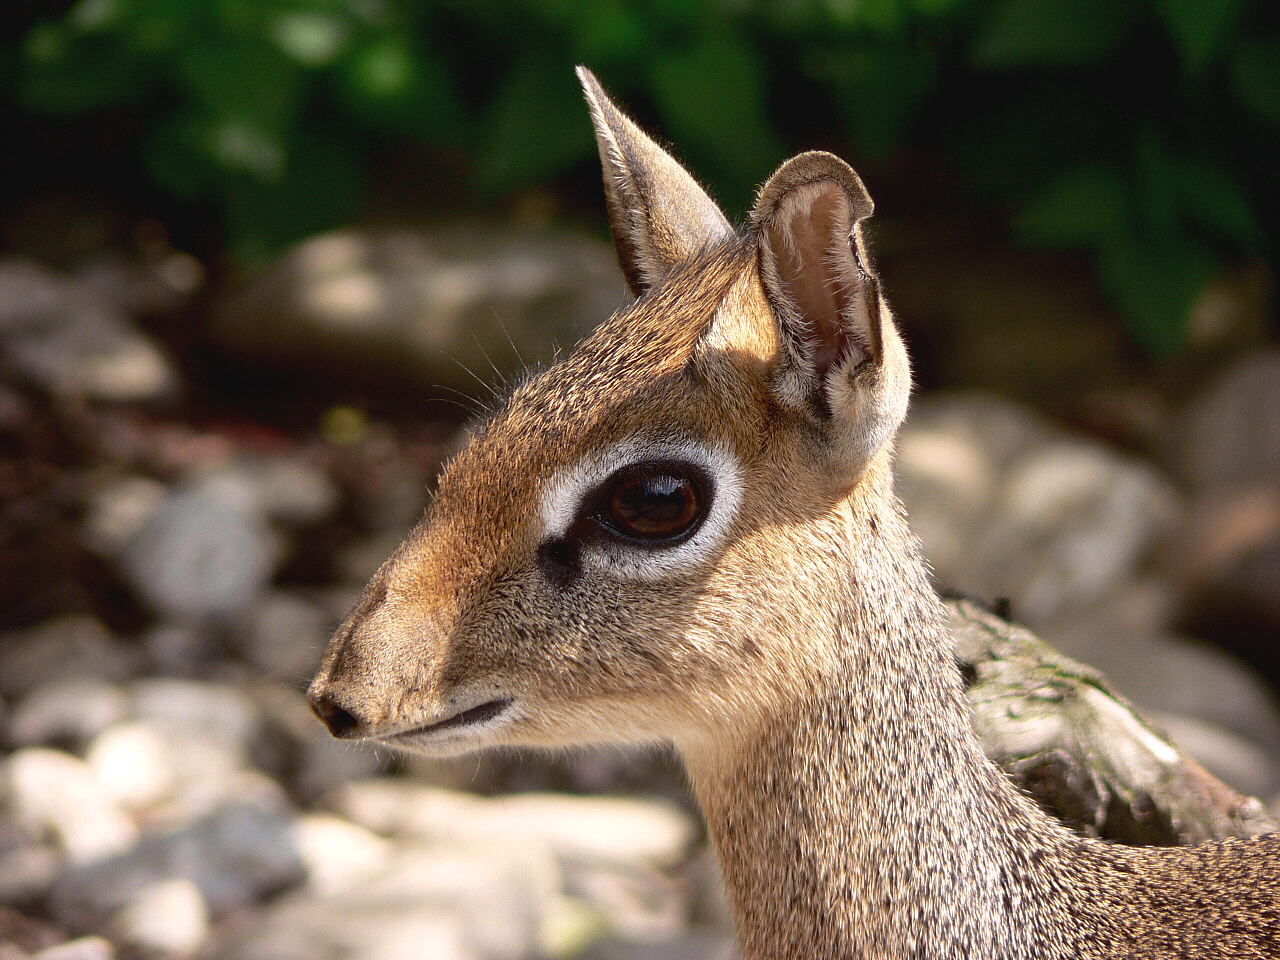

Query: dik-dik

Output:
[309, 69, 1280, 958]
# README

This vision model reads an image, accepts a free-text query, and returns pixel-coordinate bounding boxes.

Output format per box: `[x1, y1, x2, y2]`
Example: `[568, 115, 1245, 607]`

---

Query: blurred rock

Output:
[1045, 629, 1280, 775]
[85, 722, 177, 812]
[104, 679, 264, 812]
[333, 782, 697, 870]
[289, 813, 391, 896]
[253, 684, 385, 801]
[31, 938, 115, 960]
[237, 592, 332, 680]
[0, 258, 177, 403]
[578, 932, 735, 960]
[897, 394, 1180, 623]
[7, 679, 130, 751]
[80, 474, 168, 559]
[1164, 486, 1280, 687]
[209, 226, 627, 397]
[1152, 713, 1279, 800]
[2, 748, 137, 865]
[140, 623, 221, 676]
[1172, 350, 1280, 494]
[107, 878, 209, 957]
[212, 837, 555, 960]
[0, 260, 64, 331]
[0, 904, 65, 955]
[0, 842, 61, 906]
[192, 458, 340, 527]
[121, 488, 276, 621]
[0, 618, 142, 698]
[51, 783, 303, 928]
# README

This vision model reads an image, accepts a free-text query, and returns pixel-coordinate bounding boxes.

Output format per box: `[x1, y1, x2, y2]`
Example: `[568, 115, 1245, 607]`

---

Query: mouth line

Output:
[389, 697, 513, 740]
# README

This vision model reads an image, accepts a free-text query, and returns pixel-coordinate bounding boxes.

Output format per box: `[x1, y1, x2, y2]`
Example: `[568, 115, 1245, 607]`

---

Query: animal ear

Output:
[751, 151, 910, 476]
[577, 66, 734, 298]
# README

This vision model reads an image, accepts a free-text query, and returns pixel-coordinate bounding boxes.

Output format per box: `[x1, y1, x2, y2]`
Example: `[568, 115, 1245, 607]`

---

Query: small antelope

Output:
[309, 69, 1280, 958]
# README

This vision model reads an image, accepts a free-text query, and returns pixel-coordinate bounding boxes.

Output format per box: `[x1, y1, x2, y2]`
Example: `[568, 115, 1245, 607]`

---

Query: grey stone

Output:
[51, 784, 303, 927]
[0, 843, 62, 906]
[212, 837, 553, 960]
[0, 259, 64, 332]
[897, 394, 1180, 623]
[2, 748, 138, 865]
[7, 679, 131, 750]
[237, 591, 333, 680]
[209, 226, 628, 397]
[0, 617, 141, 698]
[80, 474, 168, 559]
[191, 457, 340, 526]
[578, 931, 736, 960]
[121, 488, 276, 620]
[1173, 350, 1280, 494]
[0, 263, 175, 402]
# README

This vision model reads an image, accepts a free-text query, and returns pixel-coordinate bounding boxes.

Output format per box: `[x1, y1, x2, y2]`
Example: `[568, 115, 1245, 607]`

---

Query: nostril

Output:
[310, 694, 364, 739]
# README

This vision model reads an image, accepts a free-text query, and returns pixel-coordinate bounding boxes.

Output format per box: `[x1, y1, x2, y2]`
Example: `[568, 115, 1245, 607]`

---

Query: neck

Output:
[682, 487, 1064, 958]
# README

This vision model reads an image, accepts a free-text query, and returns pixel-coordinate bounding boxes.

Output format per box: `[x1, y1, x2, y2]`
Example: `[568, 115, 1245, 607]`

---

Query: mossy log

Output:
[950, 598, 1277, 845]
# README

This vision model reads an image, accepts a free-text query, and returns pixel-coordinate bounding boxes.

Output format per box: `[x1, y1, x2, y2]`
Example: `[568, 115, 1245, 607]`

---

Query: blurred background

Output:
[1, 1, 1279, 958]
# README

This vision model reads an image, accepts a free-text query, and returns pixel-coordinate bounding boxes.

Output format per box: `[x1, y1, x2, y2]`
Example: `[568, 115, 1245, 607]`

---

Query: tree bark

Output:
[949, 597, 1277, 845]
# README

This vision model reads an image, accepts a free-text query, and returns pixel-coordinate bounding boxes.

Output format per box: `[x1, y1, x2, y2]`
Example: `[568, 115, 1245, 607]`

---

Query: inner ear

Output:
[766, 181, 872, 379]
[752, 152, 881, 403]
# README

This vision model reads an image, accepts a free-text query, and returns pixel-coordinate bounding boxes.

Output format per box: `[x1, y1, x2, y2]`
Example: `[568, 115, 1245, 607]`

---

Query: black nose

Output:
[308, 689, 366, 739]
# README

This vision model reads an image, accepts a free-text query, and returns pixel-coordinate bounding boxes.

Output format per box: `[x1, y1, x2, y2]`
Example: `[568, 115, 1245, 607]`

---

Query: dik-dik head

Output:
[308, 68, 912, 762]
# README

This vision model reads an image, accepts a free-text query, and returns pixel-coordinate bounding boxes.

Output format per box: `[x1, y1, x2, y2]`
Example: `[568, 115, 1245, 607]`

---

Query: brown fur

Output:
[309, 69, 1280, 958]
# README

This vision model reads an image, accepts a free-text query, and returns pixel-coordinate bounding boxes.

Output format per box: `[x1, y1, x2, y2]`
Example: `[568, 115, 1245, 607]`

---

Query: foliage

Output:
[7, 0, 1279, 351]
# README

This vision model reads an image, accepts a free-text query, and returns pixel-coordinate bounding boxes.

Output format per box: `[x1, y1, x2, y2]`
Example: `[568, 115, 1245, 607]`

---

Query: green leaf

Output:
[338, 35, 466, 143]
[648, 32, 785, 211]
[272, 12, 348, 67]
[177, 34, 301, 133]
[21, 23, 147, 112]
[1016, 165, 1131, 246]
[476, 52, 593, 192]
[972, 0, 1141, 68]
[812, 42, 936, 158]
[1168, 160, 1260, 248]
[1152, 0, 1246, 73]
[1231, 40, 1280, 128]
[1096, 236, 1216, 355]
[224, 132, 364, 263]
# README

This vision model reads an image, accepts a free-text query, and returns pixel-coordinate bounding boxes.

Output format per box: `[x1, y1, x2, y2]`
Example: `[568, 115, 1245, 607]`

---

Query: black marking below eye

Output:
[537, 536, 582, 589]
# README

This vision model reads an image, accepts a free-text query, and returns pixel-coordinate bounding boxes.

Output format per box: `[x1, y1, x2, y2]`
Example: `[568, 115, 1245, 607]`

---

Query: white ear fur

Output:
[577, 67, 734, 297]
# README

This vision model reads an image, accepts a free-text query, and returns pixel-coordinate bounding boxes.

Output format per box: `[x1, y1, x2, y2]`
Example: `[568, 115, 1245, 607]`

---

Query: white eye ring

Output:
[540, 437, 744, 580]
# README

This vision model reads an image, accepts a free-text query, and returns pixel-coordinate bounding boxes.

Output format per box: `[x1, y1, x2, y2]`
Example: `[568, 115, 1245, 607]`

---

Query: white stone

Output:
[289, 813, 391, 895]
[86, 721, 177, 811]
[31, 937, 116, 960]
[3, 748, 138, 864]
[334, 782, 697, 868]
[109, 878, 210, 957]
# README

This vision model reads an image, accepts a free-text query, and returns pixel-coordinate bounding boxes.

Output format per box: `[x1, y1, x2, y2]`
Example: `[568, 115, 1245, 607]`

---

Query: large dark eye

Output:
[597, 468, 705, 542]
